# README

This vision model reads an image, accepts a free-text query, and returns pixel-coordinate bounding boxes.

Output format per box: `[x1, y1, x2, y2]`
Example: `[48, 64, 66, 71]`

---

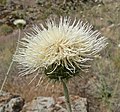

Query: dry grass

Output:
[0, 0, 120, 111]
[4, 76, 63, 102]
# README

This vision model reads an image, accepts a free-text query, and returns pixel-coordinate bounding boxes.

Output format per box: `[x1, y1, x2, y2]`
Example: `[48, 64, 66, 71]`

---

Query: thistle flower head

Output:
[13, 17, 107, 81]
[13, 19, 26, 27]
[118, 44, 120, 48]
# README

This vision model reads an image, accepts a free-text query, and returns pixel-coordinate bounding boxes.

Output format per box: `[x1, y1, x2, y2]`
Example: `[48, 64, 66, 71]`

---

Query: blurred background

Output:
[0, 0, 120, 112]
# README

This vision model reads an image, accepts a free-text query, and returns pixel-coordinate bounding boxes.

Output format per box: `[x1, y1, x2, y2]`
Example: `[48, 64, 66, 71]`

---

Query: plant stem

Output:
[0, 28, 21, 93]
[62, 80, 72, 112]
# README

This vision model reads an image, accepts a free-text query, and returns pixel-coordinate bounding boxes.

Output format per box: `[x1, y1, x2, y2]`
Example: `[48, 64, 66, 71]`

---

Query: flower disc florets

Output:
[13, 17, 107, 81]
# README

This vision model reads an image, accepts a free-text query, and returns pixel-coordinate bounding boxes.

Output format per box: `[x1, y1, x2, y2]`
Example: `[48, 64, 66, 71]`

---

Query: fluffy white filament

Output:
[13, 17, 107, 75]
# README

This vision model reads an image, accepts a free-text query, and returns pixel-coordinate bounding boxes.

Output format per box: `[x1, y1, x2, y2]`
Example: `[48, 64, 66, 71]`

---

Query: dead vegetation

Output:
[0, 0, 120, 111]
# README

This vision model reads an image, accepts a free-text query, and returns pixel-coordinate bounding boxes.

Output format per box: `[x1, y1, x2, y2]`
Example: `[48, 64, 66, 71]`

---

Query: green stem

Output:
[62, 80, 72, 112]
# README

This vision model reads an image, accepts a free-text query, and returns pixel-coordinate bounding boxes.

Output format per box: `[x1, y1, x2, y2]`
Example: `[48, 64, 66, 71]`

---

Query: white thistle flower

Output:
[13, 19, 26, 26]
[118, 44, 120, 48]
[13, 17, 107, 80]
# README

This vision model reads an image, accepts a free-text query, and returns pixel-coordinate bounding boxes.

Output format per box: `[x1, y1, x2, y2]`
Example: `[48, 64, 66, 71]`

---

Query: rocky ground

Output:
[0, 91, 24, 112]
[0, 0, 120, 112]
[0, 0, 116, 27]
[0, 91, 87, 112]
